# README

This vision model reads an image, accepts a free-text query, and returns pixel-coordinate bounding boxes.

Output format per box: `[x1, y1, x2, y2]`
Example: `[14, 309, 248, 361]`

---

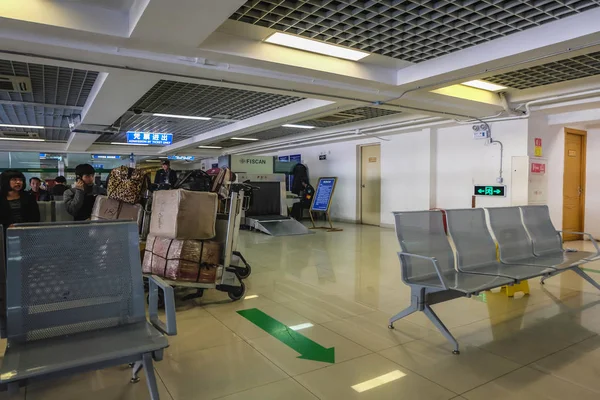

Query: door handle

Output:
[578, 187, 583, 196]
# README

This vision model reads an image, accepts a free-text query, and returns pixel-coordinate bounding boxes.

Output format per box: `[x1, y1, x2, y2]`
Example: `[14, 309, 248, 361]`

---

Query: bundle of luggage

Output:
[141, 189, 221, 283]
[92, 166, 149, 225]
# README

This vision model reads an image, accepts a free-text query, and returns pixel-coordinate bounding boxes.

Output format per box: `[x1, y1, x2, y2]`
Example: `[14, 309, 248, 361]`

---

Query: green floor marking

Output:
[581, 268, 600, 275]
[237, 308, 335, 363]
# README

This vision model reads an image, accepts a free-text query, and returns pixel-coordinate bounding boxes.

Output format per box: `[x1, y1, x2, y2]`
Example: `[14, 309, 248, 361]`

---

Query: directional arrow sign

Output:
[237, 308, 335, 363]
[477, 189, 485, 194]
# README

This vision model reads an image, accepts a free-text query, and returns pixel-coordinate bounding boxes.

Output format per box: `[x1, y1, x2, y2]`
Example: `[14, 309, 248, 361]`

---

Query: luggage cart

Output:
[144, 184, 250, 302]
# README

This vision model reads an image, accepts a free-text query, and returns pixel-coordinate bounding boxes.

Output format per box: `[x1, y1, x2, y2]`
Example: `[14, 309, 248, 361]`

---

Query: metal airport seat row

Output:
[390, 205, 600, 354]
[0, 221, 177, 400]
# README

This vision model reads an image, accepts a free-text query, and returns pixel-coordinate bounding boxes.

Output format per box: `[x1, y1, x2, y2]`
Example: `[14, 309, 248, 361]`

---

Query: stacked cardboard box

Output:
[142, 190, 221, 283]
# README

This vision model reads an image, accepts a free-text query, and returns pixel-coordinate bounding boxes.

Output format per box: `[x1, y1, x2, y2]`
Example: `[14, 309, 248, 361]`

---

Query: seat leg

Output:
[143, 352, 160, 400]
[573, 267, 600, 292]
[130, 360, 143, 383]
[7, 382, 19, 395]
[423, 305, 460, 354]
[388, 298, 419, 329]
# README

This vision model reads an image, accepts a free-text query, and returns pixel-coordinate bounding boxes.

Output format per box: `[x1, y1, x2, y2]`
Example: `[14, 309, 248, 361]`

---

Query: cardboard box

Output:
[150, 189, 217, 240]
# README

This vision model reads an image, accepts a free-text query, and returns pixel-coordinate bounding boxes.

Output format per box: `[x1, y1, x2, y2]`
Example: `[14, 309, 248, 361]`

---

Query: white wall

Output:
[585, 129, 600, 238]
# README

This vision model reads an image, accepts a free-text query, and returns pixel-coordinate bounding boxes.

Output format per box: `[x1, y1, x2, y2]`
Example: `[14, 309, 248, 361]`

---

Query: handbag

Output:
[107, 166, 148, 204]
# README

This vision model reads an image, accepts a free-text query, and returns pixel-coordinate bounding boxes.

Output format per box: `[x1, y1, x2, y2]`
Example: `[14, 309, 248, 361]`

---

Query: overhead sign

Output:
[39, 153, 62, 160]
[474, 185, 506, 197]
[93, 155, 121, 159]
[230, 155, 273, 174]
[290, 154, 301, 164]
[126, 131, 173, 145]
[168, 155, 195, 161]
[311, 177, 337, 212]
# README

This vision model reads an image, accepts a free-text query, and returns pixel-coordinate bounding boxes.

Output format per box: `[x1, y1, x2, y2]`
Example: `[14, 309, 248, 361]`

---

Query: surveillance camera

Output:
[133, 108, 143, 115]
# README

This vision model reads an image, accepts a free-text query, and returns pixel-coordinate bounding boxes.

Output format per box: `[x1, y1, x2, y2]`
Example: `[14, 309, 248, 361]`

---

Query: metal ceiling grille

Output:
[215, 106, 401, 147]
[231, 0, 600, 63]
[0, 60, 98, 141]
[102, 80, 304, 143]
[484, 50, 600, 89]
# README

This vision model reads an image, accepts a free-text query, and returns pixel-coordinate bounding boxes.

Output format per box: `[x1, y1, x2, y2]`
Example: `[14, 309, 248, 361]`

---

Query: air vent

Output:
[0, 75, 32, 93]
[0, 131, 40, 138]
[313, 112, 361, 123]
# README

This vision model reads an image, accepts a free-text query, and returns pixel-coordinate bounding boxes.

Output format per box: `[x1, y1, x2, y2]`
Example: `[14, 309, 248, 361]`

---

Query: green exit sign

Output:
[474, 185, 506, 197]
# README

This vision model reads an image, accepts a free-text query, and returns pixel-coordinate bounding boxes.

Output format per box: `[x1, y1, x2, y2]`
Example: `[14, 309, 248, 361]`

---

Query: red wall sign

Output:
[531, 162, 546, 174]
[534, 138, 542, 147]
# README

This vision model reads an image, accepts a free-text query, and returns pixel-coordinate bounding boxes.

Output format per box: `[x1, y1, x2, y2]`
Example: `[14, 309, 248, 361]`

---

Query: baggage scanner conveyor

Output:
[238, 173, 313, 237]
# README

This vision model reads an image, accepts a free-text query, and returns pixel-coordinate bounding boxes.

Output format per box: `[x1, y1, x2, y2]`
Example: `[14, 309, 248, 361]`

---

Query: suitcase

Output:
[107, 166, 149, 204]
[142, 235, 221, 283]
[211, 168, 236, 199]
[91, 195, 143, 227]
[150, 189, 218, 240]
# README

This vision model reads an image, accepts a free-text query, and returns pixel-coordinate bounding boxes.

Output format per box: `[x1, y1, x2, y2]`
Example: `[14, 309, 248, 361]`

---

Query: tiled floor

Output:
[3, 223, 600, 399]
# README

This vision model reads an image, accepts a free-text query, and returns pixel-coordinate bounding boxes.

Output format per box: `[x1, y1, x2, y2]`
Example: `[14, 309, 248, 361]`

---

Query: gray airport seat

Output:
[0, 221, 176, 399]
[54, 200, 74, 222]
[37, 201, 53, 223]
[487, 206, 600, 291]
[390, 210, 514, 353]
[445, 209, 555, 281]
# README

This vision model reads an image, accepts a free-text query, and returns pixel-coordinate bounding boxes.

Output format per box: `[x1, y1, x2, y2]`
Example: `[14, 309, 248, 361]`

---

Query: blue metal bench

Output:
[0, 221, 176, 399]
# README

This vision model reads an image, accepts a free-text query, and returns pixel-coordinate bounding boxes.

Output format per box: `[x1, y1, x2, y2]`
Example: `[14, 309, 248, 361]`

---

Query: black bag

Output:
[173, 170, 212, 192]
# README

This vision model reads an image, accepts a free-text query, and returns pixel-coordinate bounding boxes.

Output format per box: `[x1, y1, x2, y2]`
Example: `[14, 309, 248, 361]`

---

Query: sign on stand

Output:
[310, 177, 342, 232]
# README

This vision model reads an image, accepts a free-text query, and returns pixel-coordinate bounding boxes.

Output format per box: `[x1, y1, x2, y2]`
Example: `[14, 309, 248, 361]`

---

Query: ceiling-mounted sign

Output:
[474, 185, 506, 197]
[93, 155, 121, 159]
[126, 131, 173, 145]
[167, 155, 195, 161]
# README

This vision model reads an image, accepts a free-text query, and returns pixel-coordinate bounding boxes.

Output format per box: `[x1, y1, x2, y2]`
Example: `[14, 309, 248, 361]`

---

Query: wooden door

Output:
[360, 145, 381, 226]
[563, 129, 587, 241]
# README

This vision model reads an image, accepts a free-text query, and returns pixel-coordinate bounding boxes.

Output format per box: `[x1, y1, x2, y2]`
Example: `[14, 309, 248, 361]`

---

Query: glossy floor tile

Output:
[5, 225, 600, 400]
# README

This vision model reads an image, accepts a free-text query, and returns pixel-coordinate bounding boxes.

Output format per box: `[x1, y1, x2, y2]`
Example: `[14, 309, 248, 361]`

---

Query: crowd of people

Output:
[0, 163, 105, 229]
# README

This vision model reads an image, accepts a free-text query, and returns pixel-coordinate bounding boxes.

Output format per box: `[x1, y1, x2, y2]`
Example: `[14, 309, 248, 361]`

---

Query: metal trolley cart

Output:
[145, 184, 251, 302]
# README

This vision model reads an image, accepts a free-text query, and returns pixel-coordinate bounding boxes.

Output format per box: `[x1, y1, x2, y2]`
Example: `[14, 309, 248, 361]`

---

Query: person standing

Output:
[28, 177, 52, 201]
[154, 160, 178, 187]
[0, 170, 40, 229]
[50, 176, 68, 197]
[64, 164, 103, 221]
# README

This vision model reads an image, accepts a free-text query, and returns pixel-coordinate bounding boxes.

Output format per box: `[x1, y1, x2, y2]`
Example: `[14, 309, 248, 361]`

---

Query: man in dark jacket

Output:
[290, 179, 315, 220]
[64, 164, 104, 221]
[50, 176, 68, 197]
[28, 177, 52, 201]
[0, 170, 40, 229]
[154, 160, 178, 187]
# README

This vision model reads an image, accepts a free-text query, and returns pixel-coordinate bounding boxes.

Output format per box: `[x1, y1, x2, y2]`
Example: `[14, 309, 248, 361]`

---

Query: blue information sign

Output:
[168, 155, 195, 161]
[311, 177, 337, 212]
[93, 155, 121, 159]
[290, 154, 301, 164]
[92, 164, 104, 169]
[278, 155, 290, 162]
[127, 131, 173, 145]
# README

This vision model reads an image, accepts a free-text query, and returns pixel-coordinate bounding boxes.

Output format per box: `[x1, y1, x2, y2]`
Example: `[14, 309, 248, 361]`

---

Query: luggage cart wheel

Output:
[237, 265, 251, 279]
[228, 281, 246, 301]
[452, 350, 460, 355]
[388, 324, 394, 330]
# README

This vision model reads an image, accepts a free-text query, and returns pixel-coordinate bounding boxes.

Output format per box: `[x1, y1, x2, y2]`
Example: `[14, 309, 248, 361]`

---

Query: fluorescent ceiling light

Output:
[351, 370, 406, 393]
[265, 32, 369, 61]
[231, 137, 259, 141]
[0, 123, 44, 129]
[244, 295, 259, 299]
[282, 124, 315, 129]
[289, 323, 313, 331]
[0, 137, 45, 142]
[198, 145, 223, 149]
[153, 113, 211, 121]
[111, 142, 149, 146]
[462, 80, 507, 92]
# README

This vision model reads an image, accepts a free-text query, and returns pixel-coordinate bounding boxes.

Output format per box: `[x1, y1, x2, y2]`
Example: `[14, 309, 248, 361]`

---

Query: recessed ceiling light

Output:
[0, 123, 45, 129]
[351, 370, 406, 393]
[153, 113, 211, 121]
[231, 137, 259, 141]
[110, 142, 150, 146]
[265, 32, 369, 61]
[462, 80, 507, 92]
[282, 124, 315, 129]
[0, 137, 45, 142]
[198, 145, 223, 149]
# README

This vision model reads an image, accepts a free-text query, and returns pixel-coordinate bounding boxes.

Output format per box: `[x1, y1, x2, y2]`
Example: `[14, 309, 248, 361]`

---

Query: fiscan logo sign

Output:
[246, 159, 266, 164]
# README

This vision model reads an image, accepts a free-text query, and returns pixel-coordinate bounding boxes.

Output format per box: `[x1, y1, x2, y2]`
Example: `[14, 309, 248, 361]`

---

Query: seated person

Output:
[51, 175, 68, 196]
[64, 164, 103, 221]
[28, 177, 52, 201]
[290, 179, 314, 220]
[0, 170, 40, 229]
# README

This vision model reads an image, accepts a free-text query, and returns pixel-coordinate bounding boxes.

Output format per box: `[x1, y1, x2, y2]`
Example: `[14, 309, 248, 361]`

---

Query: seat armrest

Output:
[148, 276, 177, 336]
[398, 252, 448, 289]
[559, 231, 600, 256]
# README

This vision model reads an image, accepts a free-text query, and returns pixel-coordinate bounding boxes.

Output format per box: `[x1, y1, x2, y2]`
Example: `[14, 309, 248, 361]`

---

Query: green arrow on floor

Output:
[237, 308, 335, 363]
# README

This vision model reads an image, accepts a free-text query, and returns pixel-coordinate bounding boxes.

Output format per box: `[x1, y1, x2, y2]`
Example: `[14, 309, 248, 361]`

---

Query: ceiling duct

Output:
[312, 112, 361, 123]
[0, 75, 32, 93]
